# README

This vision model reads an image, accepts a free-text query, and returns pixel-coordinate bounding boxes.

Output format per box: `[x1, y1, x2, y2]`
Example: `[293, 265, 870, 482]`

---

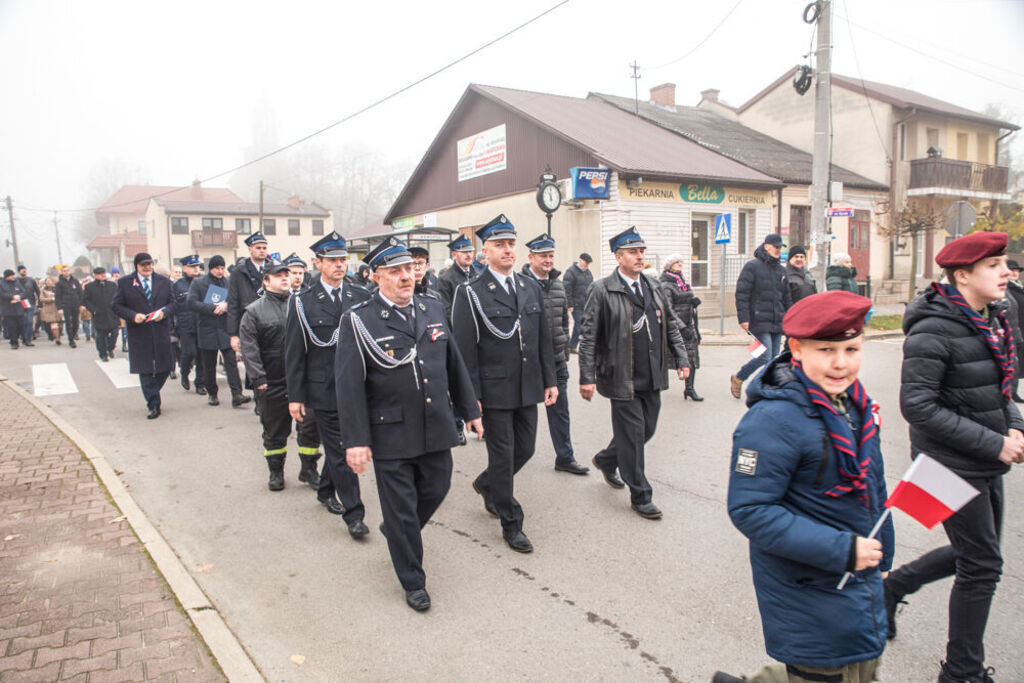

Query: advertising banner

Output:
[569, 167, 611, 199]
[457, 124, 507, 182]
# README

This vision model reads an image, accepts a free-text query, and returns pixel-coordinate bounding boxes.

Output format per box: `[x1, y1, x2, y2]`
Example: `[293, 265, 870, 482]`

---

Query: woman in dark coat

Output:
[826, 253, 859, 293]
[659, 254, 703, 400]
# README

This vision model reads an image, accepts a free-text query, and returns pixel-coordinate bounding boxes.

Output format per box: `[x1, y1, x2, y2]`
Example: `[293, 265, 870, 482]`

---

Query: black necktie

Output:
[332, 287, 342, 312]
[632, 281, 643, 302]
[506, 278, 515, 296]
[396, 305, 415, 333]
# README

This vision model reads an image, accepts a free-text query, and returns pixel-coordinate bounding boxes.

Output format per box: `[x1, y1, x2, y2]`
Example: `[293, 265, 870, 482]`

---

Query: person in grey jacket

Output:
[521, 234, 588, 476]
[784, 246, 817, 303]
[563, 252, 593, 352]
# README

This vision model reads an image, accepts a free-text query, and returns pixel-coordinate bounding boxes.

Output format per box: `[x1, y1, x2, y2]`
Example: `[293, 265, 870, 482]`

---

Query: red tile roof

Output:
[96, 184, 245, 216]
[86, 230, 148, 256]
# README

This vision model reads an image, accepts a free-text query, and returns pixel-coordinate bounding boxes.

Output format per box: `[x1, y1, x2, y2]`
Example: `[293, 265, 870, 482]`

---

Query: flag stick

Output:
[836, 507, 891, 590]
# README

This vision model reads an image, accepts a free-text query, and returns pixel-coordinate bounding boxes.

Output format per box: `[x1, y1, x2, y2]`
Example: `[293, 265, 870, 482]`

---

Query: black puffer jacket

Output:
[238, 290, 289, 387]
[521, 265, 569, 363]
[735, 245, 791, 335]
[658, 271, 701, 368]
[785, 263, 817, 303]
[900, 288, 1024, 477]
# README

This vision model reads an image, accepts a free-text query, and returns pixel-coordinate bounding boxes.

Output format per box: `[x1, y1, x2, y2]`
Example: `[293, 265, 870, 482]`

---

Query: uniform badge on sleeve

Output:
[735, 449, 758, 476]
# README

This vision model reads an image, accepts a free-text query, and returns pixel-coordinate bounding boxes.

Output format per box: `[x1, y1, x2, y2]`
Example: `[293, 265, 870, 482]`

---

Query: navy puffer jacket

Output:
[735, 245, 791, 334]
[728, 353, 893, 667]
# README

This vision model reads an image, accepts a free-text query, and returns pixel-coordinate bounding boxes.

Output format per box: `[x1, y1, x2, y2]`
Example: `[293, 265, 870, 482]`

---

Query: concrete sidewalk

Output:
[0, 379, 228, 682]
[698, 301, 906, 345]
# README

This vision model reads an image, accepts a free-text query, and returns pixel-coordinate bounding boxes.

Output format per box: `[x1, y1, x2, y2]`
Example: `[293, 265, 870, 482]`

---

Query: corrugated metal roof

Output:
[472, 85, 781, 187]
[155, 200, 331, 217]
[590, 91, 887, 191]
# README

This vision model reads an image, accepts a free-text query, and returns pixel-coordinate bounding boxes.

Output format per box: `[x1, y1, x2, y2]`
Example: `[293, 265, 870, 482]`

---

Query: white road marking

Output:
[94, 358, 137, 388]
[31, 363, 78, 396]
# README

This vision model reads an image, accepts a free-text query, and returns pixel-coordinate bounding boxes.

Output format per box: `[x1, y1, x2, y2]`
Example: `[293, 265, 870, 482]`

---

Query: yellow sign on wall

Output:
[619, 180, 772, 207]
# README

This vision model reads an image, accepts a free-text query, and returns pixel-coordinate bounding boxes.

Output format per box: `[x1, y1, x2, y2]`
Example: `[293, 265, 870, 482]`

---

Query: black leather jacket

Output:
[579, 271, 688, 400]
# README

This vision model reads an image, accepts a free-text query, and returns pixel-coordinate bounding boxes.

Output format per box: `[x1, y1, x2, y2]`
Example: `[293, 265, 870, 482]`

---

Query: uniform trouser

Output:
[545, 362, 574, 464]
[62, 306, 79, 340]
[139, 372, 169, 410]
[82, 318, 92, 339]
[375, 450, 453, 591]
[594, 390, 661, 506]
[199, 347, 241, 397]
[745, 658, 880, 682]
[888, 475, 1003, 677]
[4, 316, 24, 346]
[569, 308, 584, 350]
[737, 332, 782, 380]
[21, 309, 34, 344]
[178, 331, 205, 388]
[94, 328, 118, 359]
[313, 408, 364, 524]
[475, 405, 538, 533]
[257, 384, 320, 456]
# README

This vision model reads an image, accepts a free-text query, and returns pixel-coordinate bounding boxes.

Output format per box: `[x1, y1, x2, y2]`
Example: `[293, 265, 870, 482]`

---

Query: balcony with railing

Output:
[908, 158, 1009, 197]
[190, 230, 238, 248]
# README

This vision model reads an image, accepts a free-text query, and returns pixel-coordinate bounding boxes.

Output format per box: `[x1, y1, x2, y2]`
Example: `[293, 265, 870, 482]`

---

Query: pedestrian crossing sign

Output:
[714, 213, 731, 244]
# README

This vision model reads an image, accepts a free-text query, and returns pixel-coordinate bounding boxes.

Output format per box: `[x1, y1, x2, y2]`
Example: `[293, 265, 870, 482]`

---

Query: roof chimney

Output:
[700, 88, 720, 104]
[287, 194, 304, 209]
[190, 179, 202, 198]
[649, 83, 676, 108]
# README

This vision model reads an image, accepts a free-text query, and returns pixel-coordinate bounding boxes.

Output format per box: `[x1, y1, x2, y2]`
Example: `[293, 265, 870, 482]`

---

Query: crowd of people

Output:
[3, 224, 1021, 682]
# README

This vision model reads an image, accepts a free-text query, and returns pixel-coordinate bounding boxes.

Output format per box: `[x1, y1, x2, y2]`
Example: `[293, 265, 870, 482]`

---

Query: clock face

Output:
[539, 182, 561, 211]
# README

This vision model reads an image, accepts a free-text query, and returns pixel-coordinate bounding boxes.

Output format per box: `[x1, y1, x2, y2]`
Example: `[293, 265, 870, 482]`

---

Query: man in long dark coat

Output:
[82, 267, 120, 361]
[111, 253, 176, 419]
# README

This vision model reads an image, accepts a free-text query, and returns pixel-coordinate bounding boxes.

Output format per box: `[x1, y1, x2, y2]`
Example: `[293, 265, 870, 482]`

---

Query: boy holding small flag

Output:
[717, 290, 893, 683]
[886, 231, 1024, 683]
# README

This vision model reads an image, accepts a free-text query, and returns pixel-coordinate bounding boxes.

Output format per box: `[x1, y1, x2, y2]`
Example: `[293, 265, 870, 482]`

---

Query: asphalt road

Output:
[2, 338, 1021, 682]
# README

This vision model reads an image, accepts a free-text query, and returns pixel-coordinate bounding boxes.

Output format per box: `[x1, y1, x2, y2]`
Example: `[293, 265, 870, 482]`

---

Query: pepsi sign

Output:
[570, 167, 611, 200]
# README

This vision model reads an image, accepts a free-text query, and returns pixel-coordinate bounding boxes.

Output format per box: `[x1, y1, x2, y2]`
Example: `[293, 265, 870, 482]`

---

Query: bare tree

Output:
[878, 203, 941, 294]
[74, 159, 150, 242]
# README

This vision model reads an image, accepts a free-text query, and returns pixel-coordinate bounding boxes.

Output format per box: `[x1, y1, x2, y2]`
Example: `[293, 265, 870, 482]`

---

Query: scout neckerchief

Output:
[931, 281, 1015, 399]
[791, 360, 877, 505]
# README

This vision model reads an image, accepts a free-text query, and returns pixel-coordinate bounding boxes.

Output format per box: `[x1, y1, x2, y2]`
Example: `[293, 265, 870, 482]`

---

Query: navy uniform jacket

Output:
[111, 272, 176, 375]
[450, 269, 556, 410]
[285, 277, 372, 412]
[437, 265, 471, 315]
[335, 293, 480, 459]
[172, 275, 200, 337]
[227, 257, 262, 336]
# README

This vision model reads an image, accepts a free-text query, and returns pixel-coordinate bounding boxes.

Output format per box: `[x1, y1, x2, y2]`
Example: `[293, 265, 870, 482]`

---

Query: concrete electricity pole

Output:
[810, 0, 832, 281]
[53, 211, 64, 265]
[5, 196, 18, 267]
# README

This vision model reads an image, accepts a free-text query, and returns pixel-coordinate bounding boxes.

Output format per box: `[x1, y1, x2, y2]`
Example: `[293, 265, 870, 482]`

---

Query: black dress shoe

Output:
[181, 375, 190, 391]
[472, 479, 499, 517]
[347, 520, 370, 539]
[405, 588, 431, 611]
[231, 393, 252, 407]
[554, 460, 590, 475]
[503, 529, 533, 553]
[196, 386, 208, 396]
[318, 497, 344, 515]
[169, 370, 177, 380]
[101, 357, 109, 362]
[207, 395, 220, 406]
[631, 502, 663, 519]
[23, 342, 34, 347]
[146, 407, 161, 420]
[379, 522, 388, 538]
[69, 340, 77, 348]
[592, 456, 625, 489]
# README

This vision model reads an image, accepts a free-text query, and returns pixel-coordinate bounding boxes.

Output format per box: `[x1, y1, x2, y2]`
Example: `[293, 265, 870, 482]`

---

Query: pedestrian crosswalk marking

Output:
[32, 363, 78, 396]
[94, 358, 136, 389]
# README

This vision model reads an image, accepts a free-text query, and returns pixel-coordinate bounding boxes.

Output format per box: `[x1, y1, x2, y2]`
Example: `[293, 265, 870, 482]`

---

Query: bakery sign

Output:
[619, 180, 771, 207]
[457, 124, 507, 182]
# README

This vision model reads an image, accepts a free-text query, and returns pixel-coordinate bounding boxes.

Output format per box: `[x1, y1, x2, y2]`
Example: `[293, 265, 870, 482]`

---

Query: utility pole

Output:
[629, 61, 641, 115]
[810, 0, 832, 281]
[53, 211, 64, 265]
[5, 196, 18, 267]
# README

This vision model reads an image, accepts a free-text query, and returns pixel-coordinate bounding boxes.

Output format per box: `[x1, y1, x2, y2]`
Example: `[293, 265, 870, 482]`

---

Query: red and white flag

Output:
[747, 339, 766, 358]
[885, 454, 979, 529]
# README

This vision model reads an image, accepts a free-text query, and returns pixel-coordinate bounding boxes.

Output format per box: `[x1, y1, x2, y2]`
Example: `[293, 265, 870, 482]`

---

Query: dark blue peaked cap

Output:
[476, 214, 516, 242]
[447, 235, 474, 252]
[283, 252, 307, 268]
[609, 226, 646, 252]
[244, 232, 268, 247]
[310, 231, 348, 257]
[179, 253, 201, 266]
[366, 237, 413, 271]
[526, 234, 555, 253]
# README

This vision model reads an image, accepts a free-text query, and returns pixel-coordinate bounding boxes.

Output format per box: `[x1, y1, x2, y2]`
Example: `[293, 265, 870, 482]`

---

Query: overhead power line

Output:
[840, 0, 892, 164]
[16, 0, 569, 215]
[648, 0, 746, 70]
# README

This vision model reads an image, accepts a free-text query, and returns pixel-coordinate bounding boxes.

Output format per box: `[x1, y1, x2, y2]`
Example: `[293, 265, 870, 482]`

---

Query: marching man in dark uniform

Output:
[284, 253, 312, 294]
[450, 214, 557, 553]
[173, 254, 206, 394]
[228, 232, 270, 355]
[521, 233, 588, 475]
[240, 260, 322, 492]
[579, 226, 689, 519]
[437, 234, 474, 315]
[285, 231, 372, 539]
[337, 237, 482, 611]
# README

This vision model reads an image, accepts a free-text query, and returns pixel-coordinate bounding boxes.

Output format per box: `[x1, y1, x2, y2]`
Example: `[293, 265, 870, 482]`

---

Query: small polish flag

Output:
[885, 454, 979, 529]
[747, 339, 766, 358]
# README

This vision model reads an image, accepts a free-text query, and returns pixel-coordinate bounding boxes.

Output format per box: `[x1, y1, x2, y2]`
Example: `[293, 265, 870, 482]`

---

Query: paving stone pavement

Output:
[0, 380, 226, 682]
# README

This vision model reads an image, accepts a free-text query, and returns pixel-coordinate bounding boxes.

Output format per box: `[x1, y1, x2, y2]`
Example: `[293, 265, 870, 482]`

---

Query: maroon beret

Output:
[783, 291, 873, 340]
[935, 231, 1007, 268]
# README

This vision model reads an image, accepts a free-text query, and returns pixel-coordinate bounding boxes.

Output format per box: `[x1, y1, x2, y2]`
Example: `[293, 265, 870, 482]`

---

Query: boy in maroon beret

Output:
[886, 231, 1024, 682]
[718, 290, 893, 683]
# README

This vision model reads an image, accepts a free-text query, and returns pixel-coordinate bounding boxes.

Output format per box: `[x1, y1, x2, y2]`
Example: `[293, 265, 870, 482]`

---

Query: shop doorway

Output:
[691, 218, 710, 287]
[849, 210, 871, 280]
